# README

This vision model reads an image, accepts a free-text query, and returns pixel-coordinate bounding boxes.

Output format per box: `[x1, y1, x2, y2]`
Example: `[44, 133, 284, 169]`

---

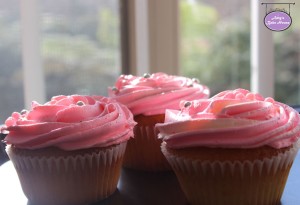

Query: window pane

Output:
[274, 1, 300, 105]
[41, 0, 121, 98]
[0, 0, 22, 123]
[179, 0, 250, 96]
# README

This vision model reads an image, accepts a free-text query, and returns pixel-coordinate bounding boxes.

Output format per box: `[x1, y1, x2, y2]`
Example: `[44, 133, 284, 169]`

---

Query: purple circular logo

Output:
[264, 11, 292, 31]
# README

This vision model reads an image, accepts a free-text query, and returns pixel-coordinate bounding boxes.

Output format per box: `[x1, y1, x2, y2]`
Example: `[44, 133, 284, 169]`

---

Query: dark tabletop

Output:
[0, 151, 300, 205]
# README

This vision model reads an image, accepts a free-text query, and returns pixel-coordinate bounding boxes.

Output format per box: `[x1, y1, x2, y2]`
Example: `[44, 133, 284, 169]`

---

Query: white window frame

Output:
[123, 0, 179, 76]
[20, 0, 45, 109]
[20, 0, 274, 108]
[251, 0, 274, 98]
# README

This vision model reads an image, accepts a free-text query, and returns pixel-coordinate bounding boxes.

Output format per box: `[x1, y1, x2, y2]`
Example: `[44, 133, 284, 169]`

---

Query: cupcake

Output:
[108, 72, 209, 171]
[1, 95, 136, 205]
[156, 89, 300, 205]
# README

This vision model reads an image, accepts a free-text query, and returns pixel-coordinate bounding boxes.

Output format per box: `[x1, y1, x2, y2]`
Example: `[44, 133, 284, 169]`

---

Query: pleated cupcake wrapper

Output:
[7, 142, 127, 205]
[162, 142, 299, 205]
[7, 142, 126, 173]
[123, 125, 171, 171]
[164, 147, 298, 177]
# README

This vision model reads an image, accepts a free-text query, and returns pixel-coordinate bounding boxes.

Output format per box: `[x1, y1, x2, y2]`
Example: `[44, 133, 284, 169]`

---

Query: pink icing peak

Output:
[156, 89, 300, 149]
[108, 72, 210, 115]
[1, 95, 136, 150]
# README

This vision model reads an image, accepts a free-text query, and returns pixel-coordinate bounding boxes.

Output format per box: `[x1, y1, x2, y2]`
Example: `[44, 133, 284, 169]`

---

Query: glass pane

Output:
[0, 0, 22, 123]
[273, 1, 300, 105]
[41, 0, 121, 99]
[179, 0, 250, 96]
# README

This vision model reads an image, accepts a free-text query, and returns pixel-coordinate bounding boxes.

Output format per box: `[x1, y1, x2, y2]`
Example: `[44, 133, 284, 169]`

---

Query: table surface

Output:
[1, 152, 300, 205]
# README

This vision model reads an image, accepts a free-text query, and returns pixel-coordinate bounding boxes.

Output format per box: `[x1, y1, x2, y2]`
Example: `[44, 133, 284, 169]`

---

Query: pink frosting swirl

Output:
[156, 89, 300, 149]
[108, 72, 210, 115]
[1, 95, 136, 150]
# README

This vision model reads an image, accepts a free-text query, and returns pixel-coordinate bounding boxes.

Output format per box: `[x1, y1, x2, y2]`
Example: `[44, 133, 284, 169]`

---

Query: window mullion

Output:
[122, 0, 179, 75]
[20, 0, 46, 108]
[251, 0, 274, 98]
[148, 0, 179, 75]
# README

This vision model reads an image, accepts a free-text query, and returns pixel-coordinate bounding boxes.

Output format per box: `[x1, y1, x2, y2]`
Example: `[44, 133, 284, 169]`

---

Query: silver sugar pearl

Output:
[192, 78, 200, 83]
[20, 109, 28, 115]
[143, 73, 151, 78]
[112, 87, 119, 92]
[184, 101, 192, 108]
[187, 81, 193, 87]
[76, 101, 85, 106]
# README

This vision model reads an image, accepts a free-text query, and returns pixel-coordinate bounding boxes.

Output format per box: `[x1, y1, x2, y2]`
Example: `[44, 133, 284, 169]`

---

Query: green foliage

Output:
[274, 30, 300, 104]
[0, 13, 23, 122]
[39, 5, 121, 98]
[180, 1, 217, 87]
[0, 1, 121, 122]
[180, 1, 250, 96]
[208, 19, 251, 95]
[180, 1, 300, 103]
[41, 33, 119, 98]
[42, 34, 100, 63]
[97, 8, 119, 49]
[180, 1, 218, 38]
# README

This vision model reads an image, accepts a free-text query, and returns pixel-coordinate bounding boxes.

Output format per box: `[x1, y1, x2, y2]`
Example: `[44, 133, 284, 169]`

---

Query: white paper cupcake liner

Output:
[123, 124, 171, 171]
[130, 124, 161, 144]
[7, 142, 127, 205]
[161, 142, 299, 205]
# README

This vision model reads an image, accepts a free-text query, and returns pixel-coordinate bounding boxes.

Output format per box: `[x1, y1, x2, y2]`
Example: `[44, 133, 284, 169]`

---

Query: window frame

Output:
[20, 0, 46, 108]
[21, 0, 275, 109]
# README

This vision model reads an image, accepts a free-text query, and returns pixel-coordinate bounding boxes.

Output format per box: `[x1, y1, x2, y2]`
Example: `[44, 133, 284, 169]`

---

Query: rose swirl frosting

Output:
[156, 89, 300, 149]
[1, 95, 136, 150]
[108, 72, 210, 116]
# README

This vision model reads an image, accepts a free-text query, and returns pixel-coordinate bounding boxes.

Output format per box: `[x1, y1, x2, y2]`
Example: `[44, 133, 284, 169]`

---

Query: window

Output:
[0, 0, 299, 123]
[0, 0, 22, 123]
[0, 0, 121, 122]
[179, 0, 251, 96]
[274, 0, 300, 105]
[179, 0, 300, 105]
[41, 0, 121, 98]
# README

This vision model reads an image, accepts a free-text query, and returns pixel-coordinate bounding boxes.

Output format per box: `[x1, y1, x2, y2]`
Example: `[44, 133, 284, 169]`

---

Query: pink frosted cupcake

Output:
[1, 95, 136, 205]
[156, 89, 300, 205]
[108, 72, 209, 171]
